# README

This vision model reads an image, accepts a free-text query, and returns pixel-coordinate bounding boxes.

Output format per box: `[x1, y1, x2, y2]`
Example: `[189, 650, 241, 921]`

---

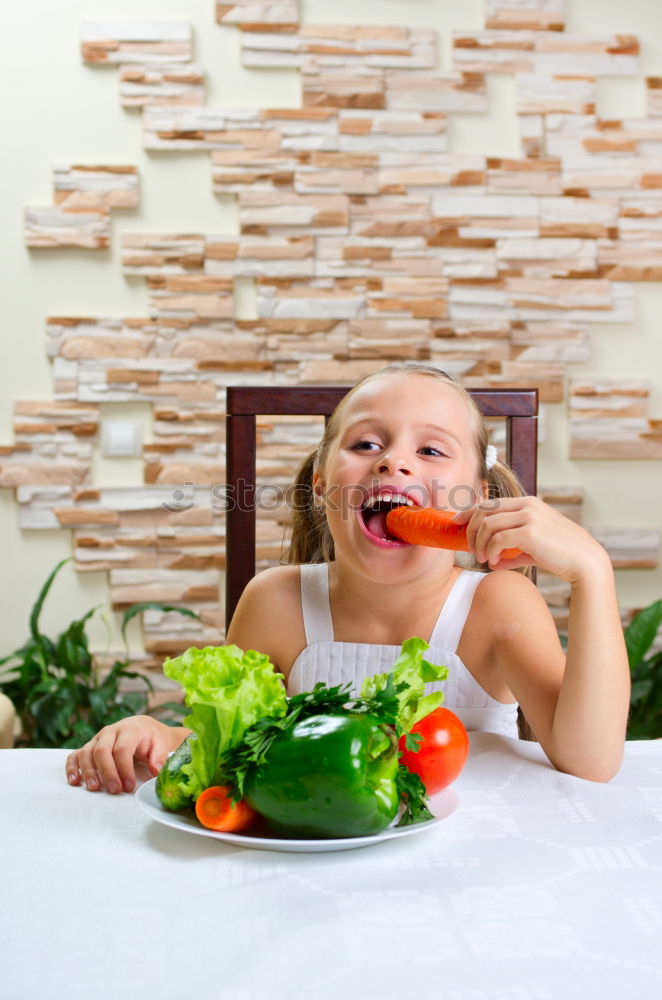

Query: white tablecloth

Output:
[1, 733, 661, 1000]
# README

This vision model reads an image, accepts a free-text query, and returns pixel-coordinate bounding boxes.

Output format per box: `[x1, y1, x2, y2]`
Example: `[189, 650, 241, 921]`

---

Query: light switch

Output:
[101, 420, 143, 458]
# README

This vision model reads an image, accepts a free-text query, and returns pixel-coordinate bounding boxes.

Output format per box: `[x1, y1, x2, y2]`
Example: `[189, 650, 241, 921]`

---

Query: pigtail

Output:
[485, 459, 526, 501]
[286, 448, 335, 565]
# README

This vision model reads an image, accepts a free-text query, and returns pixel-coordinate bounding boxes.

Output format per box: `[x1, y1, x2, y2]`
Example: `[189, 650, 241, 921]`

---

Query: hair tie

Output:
[485, 444, 498, 469]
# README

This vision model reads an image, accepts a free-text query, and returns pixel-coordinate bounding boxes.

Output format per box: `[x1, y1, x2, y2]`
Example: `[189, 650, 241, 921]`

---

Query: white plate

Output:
[136, 779, 459, 853]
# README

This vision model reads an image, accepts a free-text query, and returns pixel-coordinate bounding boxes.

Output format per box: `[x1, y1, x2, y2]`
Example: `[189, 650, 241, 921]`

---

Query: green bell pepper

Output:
[243, 712, 400, 838]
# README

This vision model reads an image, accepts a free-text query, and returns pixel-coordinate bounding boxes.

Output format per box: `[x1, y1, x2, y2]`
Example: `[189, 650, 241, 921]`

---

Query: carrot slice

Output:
[195, 785, 258, 833]
[385, 506, 522, 560]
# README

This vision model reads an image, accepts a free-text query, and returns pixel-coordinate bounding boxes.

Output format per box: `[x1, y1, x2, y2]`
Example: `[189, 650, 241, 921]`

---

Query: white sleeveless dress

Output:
[287, 562, 520, 739]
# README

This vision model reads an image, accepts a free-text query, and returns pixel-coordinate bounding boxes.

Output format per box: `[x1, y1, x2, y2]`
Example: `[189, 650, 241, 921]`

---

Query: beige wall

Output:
[1, 0, 662, 656]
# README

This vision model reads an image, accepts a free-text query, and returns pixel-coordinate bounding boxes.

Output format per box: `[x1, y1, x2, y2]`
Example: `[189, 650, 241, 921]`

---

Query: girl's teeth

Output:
[365, 493, 414, 509]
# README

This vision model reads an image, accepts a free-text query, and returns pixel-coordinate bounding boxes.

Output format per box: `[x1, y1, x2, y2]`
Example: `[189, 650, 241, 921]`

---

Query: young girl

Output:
[66, 362, 630, 795]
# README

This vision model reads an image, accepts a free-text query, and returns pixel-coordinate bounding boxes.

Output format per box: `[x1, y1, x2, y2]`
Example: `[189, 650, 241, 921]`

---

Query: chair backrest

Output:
[225, 384, 538, 630]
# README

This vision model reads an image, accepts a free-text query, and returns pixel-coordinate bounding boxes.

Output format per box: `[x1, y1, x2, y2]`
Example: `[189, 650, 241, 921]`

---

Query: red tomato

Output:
[398, 707, 469, 794]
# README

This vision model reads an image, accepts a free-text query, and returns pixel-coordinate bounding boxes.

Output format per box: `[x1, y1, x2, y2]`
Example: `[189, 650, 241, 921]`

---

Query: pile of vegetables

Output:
[155, 638, 468, 839]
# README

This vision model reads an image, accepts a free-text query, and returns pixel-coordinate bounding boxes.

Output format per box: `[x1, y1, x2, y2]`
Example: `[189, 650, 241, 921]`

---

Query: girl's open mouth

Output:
[358, 495, 413, 548]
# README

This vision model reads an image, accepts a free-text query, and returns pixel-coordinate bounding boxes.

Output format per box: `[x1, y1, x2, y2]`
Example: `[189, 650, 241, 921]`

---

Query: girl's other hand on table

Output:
[65, 716, 190, 795]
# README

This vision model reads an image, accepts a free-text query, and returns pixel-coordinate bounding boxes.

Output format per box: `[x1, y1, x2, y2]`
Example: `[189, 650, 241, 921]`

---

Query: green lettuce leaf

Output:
[360, 636, 448, 736]
[163, 645, 287, 799]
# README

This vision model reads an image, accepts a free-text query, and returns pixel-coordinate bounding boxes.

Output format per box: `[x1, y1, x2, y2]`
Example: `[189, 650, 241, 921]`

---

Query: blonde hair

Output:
[286, 362, 537, 742]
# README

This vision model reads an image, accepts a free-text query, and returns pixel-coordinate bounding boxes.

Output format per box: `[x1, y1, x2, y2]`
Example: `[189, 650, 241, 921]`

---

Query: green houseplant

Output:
[625, 598, 662, 740]
[0, 557, 198, 748]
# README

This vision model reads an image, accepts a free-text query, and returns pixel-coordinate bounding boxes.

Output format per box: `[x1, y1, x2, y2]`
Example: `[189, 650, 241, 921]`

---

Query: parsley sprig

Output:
[396, 766, 434, 826]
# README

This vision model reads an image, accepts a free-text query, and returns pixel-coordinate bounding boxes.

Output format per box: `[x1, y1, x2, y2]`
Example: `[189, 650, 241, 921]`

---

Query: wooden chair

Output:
[225, 384, 538, 630]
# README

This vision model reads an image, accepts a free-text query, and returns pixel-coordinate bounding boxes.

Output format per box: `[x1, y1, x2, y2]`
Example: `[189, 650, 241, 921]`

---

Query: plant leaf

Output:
[62, 721, 97, 749]
[624, 599, 662, 670]
[404, 731, 422, 753]
[630, 679, 653, 703]
[116, 692, 149, 716]
[29, 557, 72, 643]
[89, 687, 112, 722]
[395, 765, 433, 826]
[54, 607, 98, 676]
[120, 603, 200, 647]
[118, 668, 154, 692]
[643, 650, 662, 676]
[149, 701, 188, 726]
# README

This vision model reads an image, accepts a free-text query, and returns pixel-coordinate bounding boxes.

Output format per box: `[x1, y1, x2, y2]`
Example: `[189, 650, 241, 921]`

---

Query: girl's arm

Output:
[551, 551, 630, 780]
[67, 565, 300, 794]
[457, 497, 631, 782]
[225, 564, 301, 682]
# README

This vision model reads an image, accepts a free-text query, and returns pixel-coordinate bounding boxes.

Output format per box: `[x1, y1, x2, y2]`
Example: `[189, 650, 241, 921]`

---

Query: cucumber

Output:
[155, 734, 196, 812]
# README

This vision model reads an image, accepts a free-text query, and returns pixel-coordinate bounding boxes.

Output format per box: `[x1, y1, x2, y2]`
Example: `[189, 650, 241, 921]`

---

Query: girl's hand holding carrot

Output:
[452, 495, 613, 584]
[385, 505, 523, 560]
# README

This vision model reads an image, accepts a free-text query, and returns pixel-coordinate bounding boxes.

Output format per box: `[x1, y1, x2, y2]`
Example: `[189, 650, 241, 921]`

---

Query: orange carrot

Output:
[385, 506, 522, 560]
[195, 785, 258, 833]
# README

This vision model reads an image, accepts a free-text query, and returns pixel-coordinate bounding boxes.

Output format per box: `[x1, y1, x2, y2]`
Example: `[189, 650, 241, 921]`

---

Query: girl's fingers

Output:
[66, 739, 115, 792]
[66, 718, 177, 795]
[90, 731, 128, 794]
[67, 744, 101, 791]
[457, 495, 607, 582]
[473, 510, 528, 562]
[453, 496, 526, 519]
[111, 737, 142, 793]
[66, 751, 83, 786]
[80, 765, 102, 792]
[483, 526, 529, 566]
[67, 738, 109, 791]
[77, 748, 103, 792]
[118, 734, 167, 789]
[452, 506, 485, 553]
[147, 741, 168, 777]
[456, 498, 539, 560]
